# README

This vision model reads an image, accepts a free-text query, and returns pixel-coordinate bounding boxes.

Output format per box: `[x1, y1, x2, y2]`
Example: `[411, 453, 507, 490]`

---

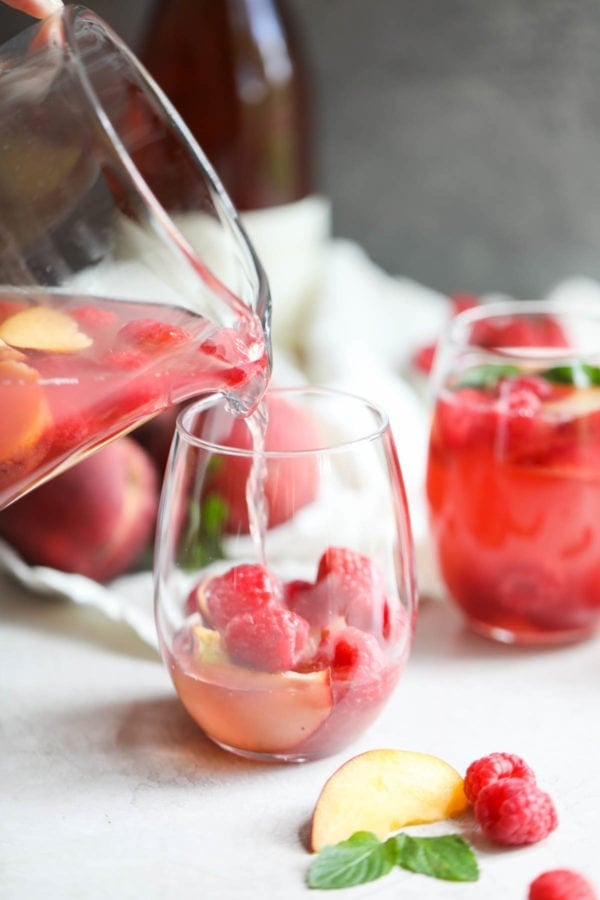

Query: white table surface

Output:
[2, 570, 599, 900]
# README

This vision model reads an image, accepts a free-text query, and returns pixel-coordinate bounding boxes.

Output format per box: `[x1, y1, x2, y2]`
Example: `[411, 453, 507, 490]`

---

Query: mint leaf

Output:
[307, 832, 397, 890]
[457, 363, 520, 389]
[392, 833, 479, 882]
[541, 363, 600, 387]
[307, 831, 479, 890]
[180, 493, 228, 570]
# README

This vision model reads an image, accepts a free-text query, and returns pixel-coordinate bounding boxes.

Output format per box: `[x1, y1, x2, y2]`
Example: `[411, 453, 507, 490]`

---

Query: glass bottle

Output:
[140, 0, 330, 349]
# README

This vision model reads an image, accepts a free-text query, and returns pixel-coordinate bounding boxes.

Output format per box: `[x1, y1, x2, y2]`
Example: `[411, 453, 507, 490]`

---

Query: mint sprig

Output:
[307, 831, 479, 890]
[457, 363, 520, 389]
[307, 832, 396, 890]
[180, 492, 228, 570]
[456, 361, 600, 391]
[541, 363, 600, 387]
[392, 832, 479, 882]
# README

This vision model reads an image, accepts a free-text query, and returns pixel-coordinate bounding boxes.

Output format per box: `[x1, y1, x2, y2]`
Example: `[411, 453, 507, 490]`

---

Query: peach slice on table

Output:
[172, 625, 333, 755]
[0, 355, 51, 464]
[0, 306, 92, 353]
[310, 748, 469, 851]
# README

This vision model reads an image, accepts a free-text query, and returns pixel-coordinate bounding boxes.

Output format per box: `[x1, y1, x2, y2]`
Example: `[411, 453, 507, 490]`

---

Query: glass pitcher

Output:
[0, 4, 272, 510]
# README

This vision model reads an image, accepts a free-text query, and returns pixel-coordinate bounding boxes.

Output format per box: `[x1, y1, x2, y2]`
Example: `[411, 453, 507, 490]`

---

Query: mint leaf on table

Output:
[392, 833, 479, 882]
[541, 363, 600, 387]
[307, 832, 397, 890]
[307, 831, 479, 890]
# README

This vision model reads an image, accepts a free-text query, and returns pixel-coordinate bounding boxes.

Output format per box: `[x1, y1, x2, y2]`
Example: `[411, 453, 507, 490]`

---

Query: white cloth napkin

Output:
[3, 229, 599, 649]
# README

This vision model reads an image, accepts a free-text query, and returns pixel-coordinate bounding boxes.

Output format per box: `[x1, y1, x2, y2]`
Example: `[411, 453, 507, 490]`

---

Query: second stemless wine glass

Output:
[426, 299, 600, 645]
[154, 387, 416, 762]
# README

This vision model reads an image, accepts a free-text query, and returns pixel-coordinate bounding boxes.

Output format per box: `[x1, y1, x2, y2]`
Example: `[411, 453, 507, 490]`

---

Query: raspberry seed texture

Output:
[464, 751, 536, 804]
[474, 777, 558, 846]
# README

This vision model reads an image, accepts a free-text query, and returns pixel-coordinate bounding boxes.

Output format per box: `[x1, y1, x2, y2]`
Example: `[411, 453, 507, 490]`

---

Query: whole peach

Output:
[0, 436, 159, 581]
[204, 394, 321, 533]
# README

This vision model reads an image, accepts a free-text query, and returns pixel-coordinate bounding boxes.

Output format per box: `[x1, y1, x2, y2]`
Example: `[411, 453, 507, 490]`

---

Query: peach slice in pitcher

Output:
[0, 306, 93, 353]
[0, 349, 52, 466]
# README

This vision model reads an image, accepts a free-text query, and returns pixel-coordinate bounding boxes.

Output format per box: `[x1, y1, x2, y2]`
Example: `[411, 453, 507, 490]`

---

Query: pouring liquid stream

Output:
[245, 402, 270, 566]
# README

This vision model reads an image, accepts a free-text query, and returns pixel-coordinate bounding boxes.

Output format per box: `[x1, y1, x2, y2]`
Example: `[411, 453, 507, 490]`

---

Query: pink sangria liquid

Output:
[167, 551, 409, 762]
[427, 363, 600, 644]
[0, 291, 268, 508]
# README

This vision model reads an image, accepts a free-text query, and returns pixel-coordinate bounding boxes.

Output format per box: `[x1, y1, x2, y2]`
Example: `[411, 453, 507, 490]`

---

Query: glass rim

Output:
[60, 4, 270, 326]
[444, 297, 600, 359]
[176, 386, 391, 458]
[448, 297, 600, 330]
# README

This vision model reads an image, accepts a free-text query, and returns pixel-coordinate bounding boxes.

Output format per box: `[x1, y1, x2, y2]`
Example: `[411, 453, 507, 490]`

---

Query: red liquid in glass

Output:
[426, 374, 600, 643]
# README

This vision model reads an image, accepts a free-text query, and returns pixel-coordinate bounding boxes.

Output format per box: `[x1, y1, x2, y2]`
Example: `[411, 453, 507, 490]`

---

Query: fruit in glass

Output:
[426, 301, 600, 644]
[154, 387, 416, 762]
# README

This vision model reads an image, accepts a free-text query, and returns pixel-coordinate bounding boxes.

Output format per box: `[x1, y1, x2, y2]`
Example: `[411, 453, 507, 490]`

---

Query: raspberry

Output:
[316, 546, 386, 631]
[474, 777, 558, 846]
[72, 305, 118, 329]
[529, 869, 597, 900]
[118, 319, 190, 354]
[464, 751, 536, 804]
[433, 388, 495, 450]
[471, 314, 568, 350]
[200, 328, 248, 362]
[202, 563, 282, 629]
[314, 626, 387, 705]
[223, 605, 310, 672]
[411, 342, 436, 375]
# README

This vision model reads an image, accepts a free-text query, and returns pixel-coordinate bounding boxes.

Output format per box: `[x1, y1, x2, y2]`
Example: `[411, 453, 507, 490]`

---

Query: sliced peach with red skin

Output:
[171, 626, 333, 755]
[310, 749, 469, 851]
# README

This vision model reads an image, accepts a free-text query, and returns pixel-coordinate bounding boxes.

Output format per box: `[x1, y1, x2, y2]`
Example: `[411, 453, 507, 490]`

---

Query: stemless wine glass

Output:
[0, 5, 270, 508]
[426, 299, 600, 645]
[154, 386, 416, 762]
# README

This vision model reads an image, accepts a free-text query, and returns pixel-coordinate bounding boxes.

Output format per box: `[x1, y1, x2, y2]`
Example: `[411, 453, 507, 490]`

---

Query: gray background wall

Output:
[2, 0, 600, 298]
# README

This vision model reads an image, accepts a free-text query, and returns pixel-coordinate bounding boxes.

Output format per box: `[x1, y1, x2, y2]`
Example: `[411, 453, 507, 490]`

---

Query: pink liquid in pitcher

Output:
[0, 291, 269, 508]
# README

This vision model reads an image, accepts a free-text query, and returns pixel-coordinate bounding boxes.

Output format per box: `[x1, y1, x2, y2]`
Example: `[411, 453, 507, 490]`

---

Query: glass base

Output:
[466, 615, 597, 647]
[210, 737, 332, 765]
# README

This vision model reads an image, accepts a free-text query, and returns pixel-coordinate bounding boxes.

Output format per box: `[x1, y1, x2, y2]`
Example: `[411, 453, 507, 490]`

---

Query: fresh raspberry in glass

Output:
[471, 314, 568, 349]
[464, 751, 536, 804]
[223, 605, 310, 672]
[528, 869, 598, 900]
[474, 777, 558, 846]
[316, 546, 386, 631]
[202, 563, 283, 630]
[433, 388, 494, 450]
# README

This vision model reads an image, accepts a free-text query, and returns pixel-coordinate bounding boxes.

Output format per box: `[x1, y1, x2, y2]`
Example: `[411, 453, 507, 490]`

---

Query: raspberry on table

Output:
[474, 777, 558, 846]
[528, 868, 598, 900]
[464, 751, 536, 804]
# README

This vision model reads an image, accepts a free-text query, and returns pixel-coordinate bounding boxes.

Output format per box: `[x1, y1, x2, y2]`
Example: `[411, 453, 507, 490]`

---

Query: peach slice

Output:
[0, 307, 92, 353]
[310, 748, 469, 851]
[171, 625, 333, 754]
[0, 357, 51, 463]
[545, 386, 600, 418]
